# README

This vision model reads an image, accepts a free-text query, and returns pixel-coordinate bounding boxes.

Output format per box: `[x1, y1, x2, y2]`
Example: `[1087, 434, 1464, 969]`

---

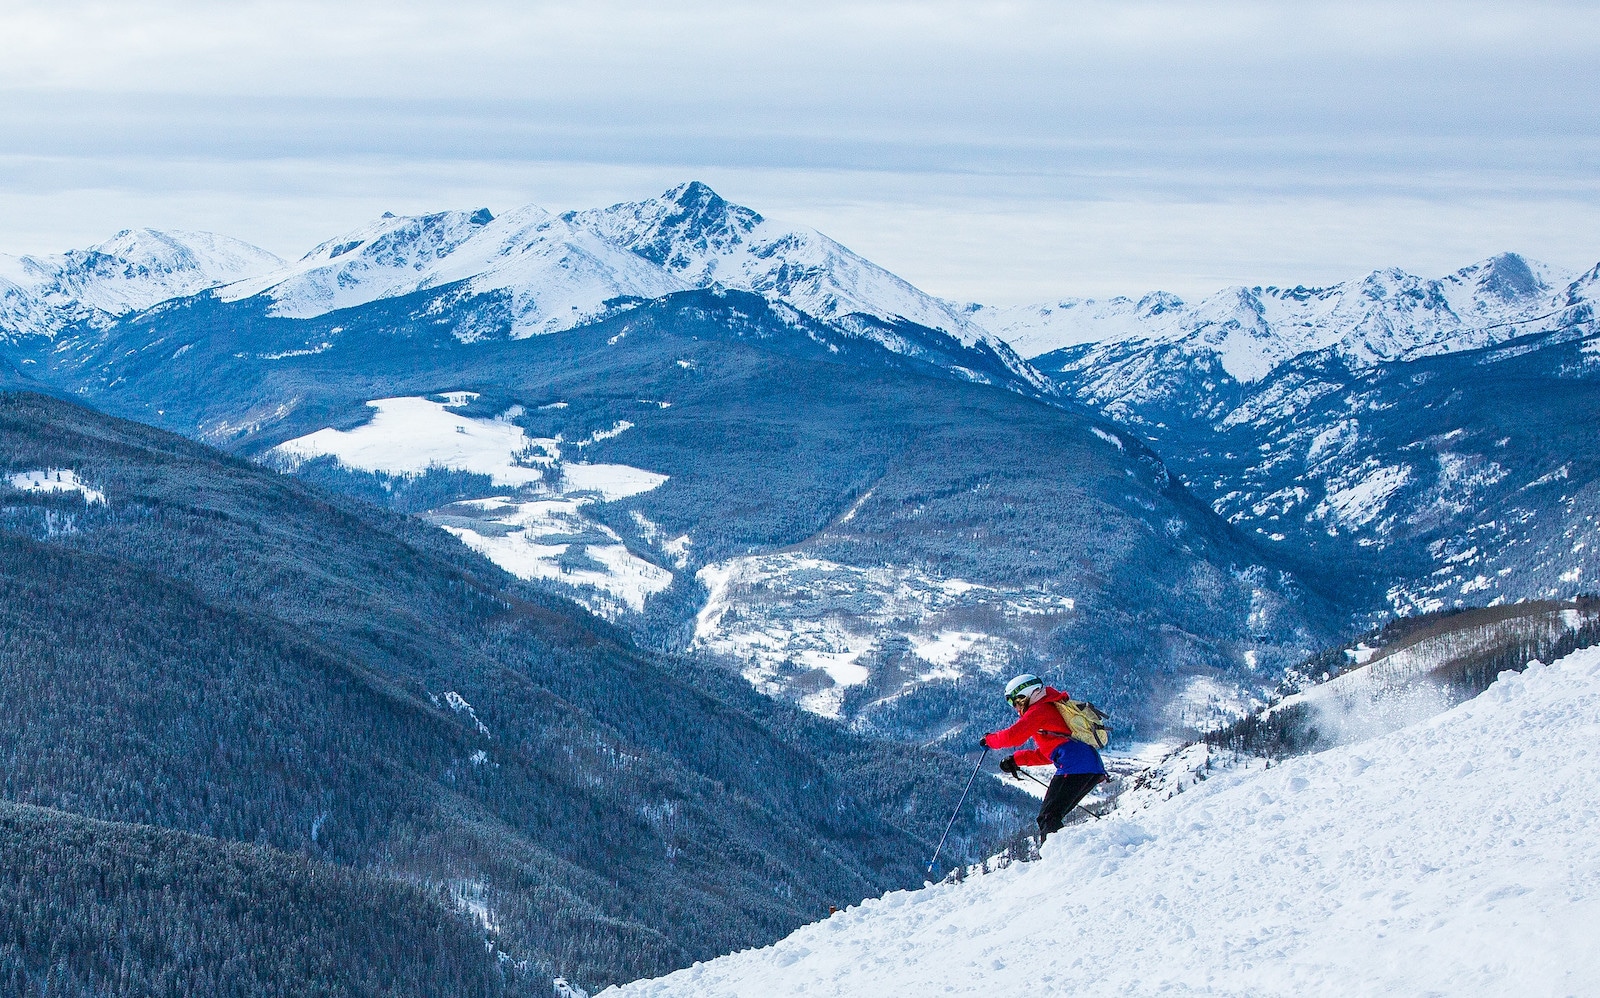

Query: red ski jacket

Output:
[983, 687, 1080, 768]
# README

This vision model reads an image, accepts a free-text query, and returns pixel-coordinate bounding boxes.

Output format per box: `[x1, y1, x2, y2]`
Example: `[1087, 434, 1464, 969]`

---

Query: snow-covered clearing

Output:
[271, 395, 550, 485]
[560, 462, 667, 501]
[272, 394, 672, 617]
[608, 647, 1600, 997]
[7, 468, 105, 505]
[693, 553, 1073, 717]
[438, 496, 671, 616]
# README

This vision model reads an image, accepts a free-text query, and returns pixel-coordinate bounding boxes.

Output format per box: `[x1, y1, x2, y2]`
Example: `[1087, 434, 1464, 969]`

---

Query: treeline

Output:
[1205, 598, 1600, 759]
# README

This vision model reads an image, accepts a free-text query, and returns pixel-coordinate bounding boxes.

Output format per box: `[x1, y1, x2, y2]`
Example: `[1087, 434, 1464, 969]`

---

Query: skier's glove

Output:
[978, 735, 992, 751]
[998, 756, 1021, 777]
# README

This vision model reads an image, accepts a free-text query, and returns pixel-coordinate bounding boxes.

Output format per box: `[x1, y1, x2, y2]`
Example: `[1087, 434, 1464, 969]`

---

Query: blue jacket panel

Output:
[1050, 739, 1106, 775]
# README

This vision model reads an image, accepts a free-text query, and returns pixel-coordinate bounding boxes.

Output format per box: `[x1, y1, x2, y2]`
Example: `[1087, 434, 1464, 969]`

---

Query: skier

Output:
[980, 673, 1106, 841]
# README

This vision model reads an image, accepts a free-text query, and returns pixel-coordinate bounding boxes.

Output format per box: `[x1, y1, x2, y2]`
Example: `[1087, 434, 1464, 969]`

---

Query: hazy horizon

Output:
[4, 1, 1598, 302]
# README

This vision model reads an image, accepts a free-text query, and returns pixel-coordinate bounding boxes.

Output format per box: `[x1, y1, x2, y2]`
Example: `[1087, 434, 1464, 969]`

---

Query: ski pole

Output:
[1015, 768, 1103, 820]
[927, 748, 988, 876]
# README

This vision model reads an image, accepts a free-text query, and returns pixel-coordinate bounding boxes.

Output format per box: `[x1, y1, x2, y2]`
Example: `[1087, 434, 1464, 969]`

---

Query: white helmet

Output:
[1004, 674, 1045, 708]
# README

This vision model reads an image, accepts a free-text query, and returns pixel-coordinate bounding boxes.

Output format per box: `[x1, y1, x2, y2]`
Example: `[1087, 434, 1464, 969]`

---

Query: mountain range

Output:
[1, 184, 1594, 740]
[0, 184, 1345, 744]
[1014, 253, 1599, 618]
[1, 181, 1596, 994]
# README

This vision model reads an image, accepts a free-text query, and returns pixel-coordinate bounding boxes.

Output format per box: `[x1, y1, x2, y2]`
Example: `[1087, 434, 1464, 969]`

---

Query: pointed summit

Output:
[596, 182, 764, 273]
[1476, 252, 1544, 301]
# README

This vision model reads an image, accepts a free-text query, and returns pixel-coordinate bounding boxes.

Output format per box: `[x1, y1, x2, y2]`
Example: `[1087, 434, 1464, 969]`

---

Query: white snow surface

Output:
[271, 395, 549, 486]
[6, 468, 106, 505]
[608, 646, 1600, 997]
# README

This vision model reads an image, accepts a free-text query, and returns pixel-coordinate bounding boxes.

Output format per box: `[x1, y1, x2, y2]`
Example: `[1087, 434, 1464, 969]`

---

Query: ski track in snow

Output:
[606, 647, 1600, 997]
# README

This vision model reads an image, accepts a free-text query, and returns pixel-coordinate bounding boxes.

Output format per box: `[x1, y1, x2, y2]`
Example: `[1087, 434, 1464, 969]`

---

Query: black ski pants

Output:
[1037, 772, 1102, 840]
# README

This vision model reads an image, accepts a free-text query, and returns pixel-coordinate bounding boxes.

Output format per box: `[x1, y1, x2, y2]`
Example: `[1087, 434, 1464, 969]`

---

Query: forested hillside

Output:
[0, 802, 528, 998]
[1, 284, 1342, 739]
[0, 391, 1031, 992]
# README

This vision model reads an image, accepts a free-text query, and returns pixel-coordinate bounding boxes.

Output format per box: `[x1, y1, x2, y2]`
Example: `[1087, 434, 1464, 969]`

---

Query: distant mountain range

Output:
[1, 181, 1043, 396]
[1, 185, 1594, 741]
[1004, 251, 1590, 387]
[1010, 253, 1599, 618]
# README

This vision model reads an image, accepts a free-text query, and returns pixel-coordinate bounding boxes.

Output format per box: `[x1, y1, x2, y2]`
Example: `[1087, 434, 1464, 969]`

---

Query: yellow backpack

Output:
[1051, 698, 1111, 749]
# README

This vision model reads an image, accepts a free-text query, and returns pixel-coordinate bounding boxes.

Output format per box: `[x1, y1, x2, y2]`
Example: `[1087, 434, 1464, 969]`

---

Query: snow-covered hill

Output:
[607, 645, 1600, 996]
[0, 229, 283, 340]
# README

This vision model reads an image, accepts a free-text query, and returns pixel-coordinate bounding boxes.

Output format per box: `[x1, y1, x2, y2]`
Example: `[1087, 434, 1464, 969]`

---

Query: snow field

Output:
[7, 469, 105, 505]
[692, 554, 1071, 717]
[607, 647, 1600, 997]
[271, 395, 549, 485]
[272, 395, 673, 617]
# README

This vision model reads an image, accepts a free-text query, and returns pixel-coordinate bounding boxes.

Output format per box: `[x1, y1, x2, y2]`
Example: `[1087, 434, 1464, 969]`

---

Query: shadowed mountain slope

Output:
[0, 391, 1030, 992]
[0, 801, 530, 998]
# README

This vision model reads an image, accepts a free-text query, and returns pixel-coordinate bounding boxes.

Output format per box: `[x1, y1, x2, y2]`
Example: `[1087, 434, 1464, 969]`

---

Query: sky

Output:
[2, 0, 1598, 302]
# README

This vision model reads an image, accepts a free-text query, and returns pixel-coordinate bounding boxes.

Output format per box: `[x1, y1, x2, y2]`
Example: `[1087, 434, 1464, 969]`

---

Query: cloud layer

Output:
[3, 1, 1597, 300]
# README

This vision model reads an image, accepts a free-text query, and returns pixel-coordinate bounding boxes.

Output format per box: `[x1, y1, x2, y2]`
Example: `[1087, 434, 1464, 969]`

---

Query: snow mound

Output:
[606, 647, 1600, 996]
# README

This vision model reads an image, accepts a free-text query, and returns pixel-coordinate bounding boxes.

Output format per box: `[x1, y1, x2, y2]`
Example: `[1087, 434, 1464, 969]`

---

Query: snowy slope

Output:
[0, 229, 283, 339]
[987, 253, 1583, 383]
[608, 646, 1600, 996]
[218, 206, 686, 336]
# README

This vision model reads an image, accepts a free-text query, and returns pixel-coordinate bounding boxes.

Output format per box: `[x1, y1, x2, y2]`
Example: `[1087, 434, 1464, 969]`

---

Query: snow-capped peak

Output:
[6, 228, 283, 321]
[577, 180, 765, 281]
[0, 229, 284, 338]
[571, 183, 1049, 389]
[576, 182, 989, 343]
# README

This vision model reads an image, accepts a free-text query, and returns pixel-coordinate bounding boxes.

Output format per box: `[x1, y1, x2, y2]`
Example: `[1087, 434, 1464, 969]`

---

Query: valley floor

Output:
[606, 647, 1600, 997]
